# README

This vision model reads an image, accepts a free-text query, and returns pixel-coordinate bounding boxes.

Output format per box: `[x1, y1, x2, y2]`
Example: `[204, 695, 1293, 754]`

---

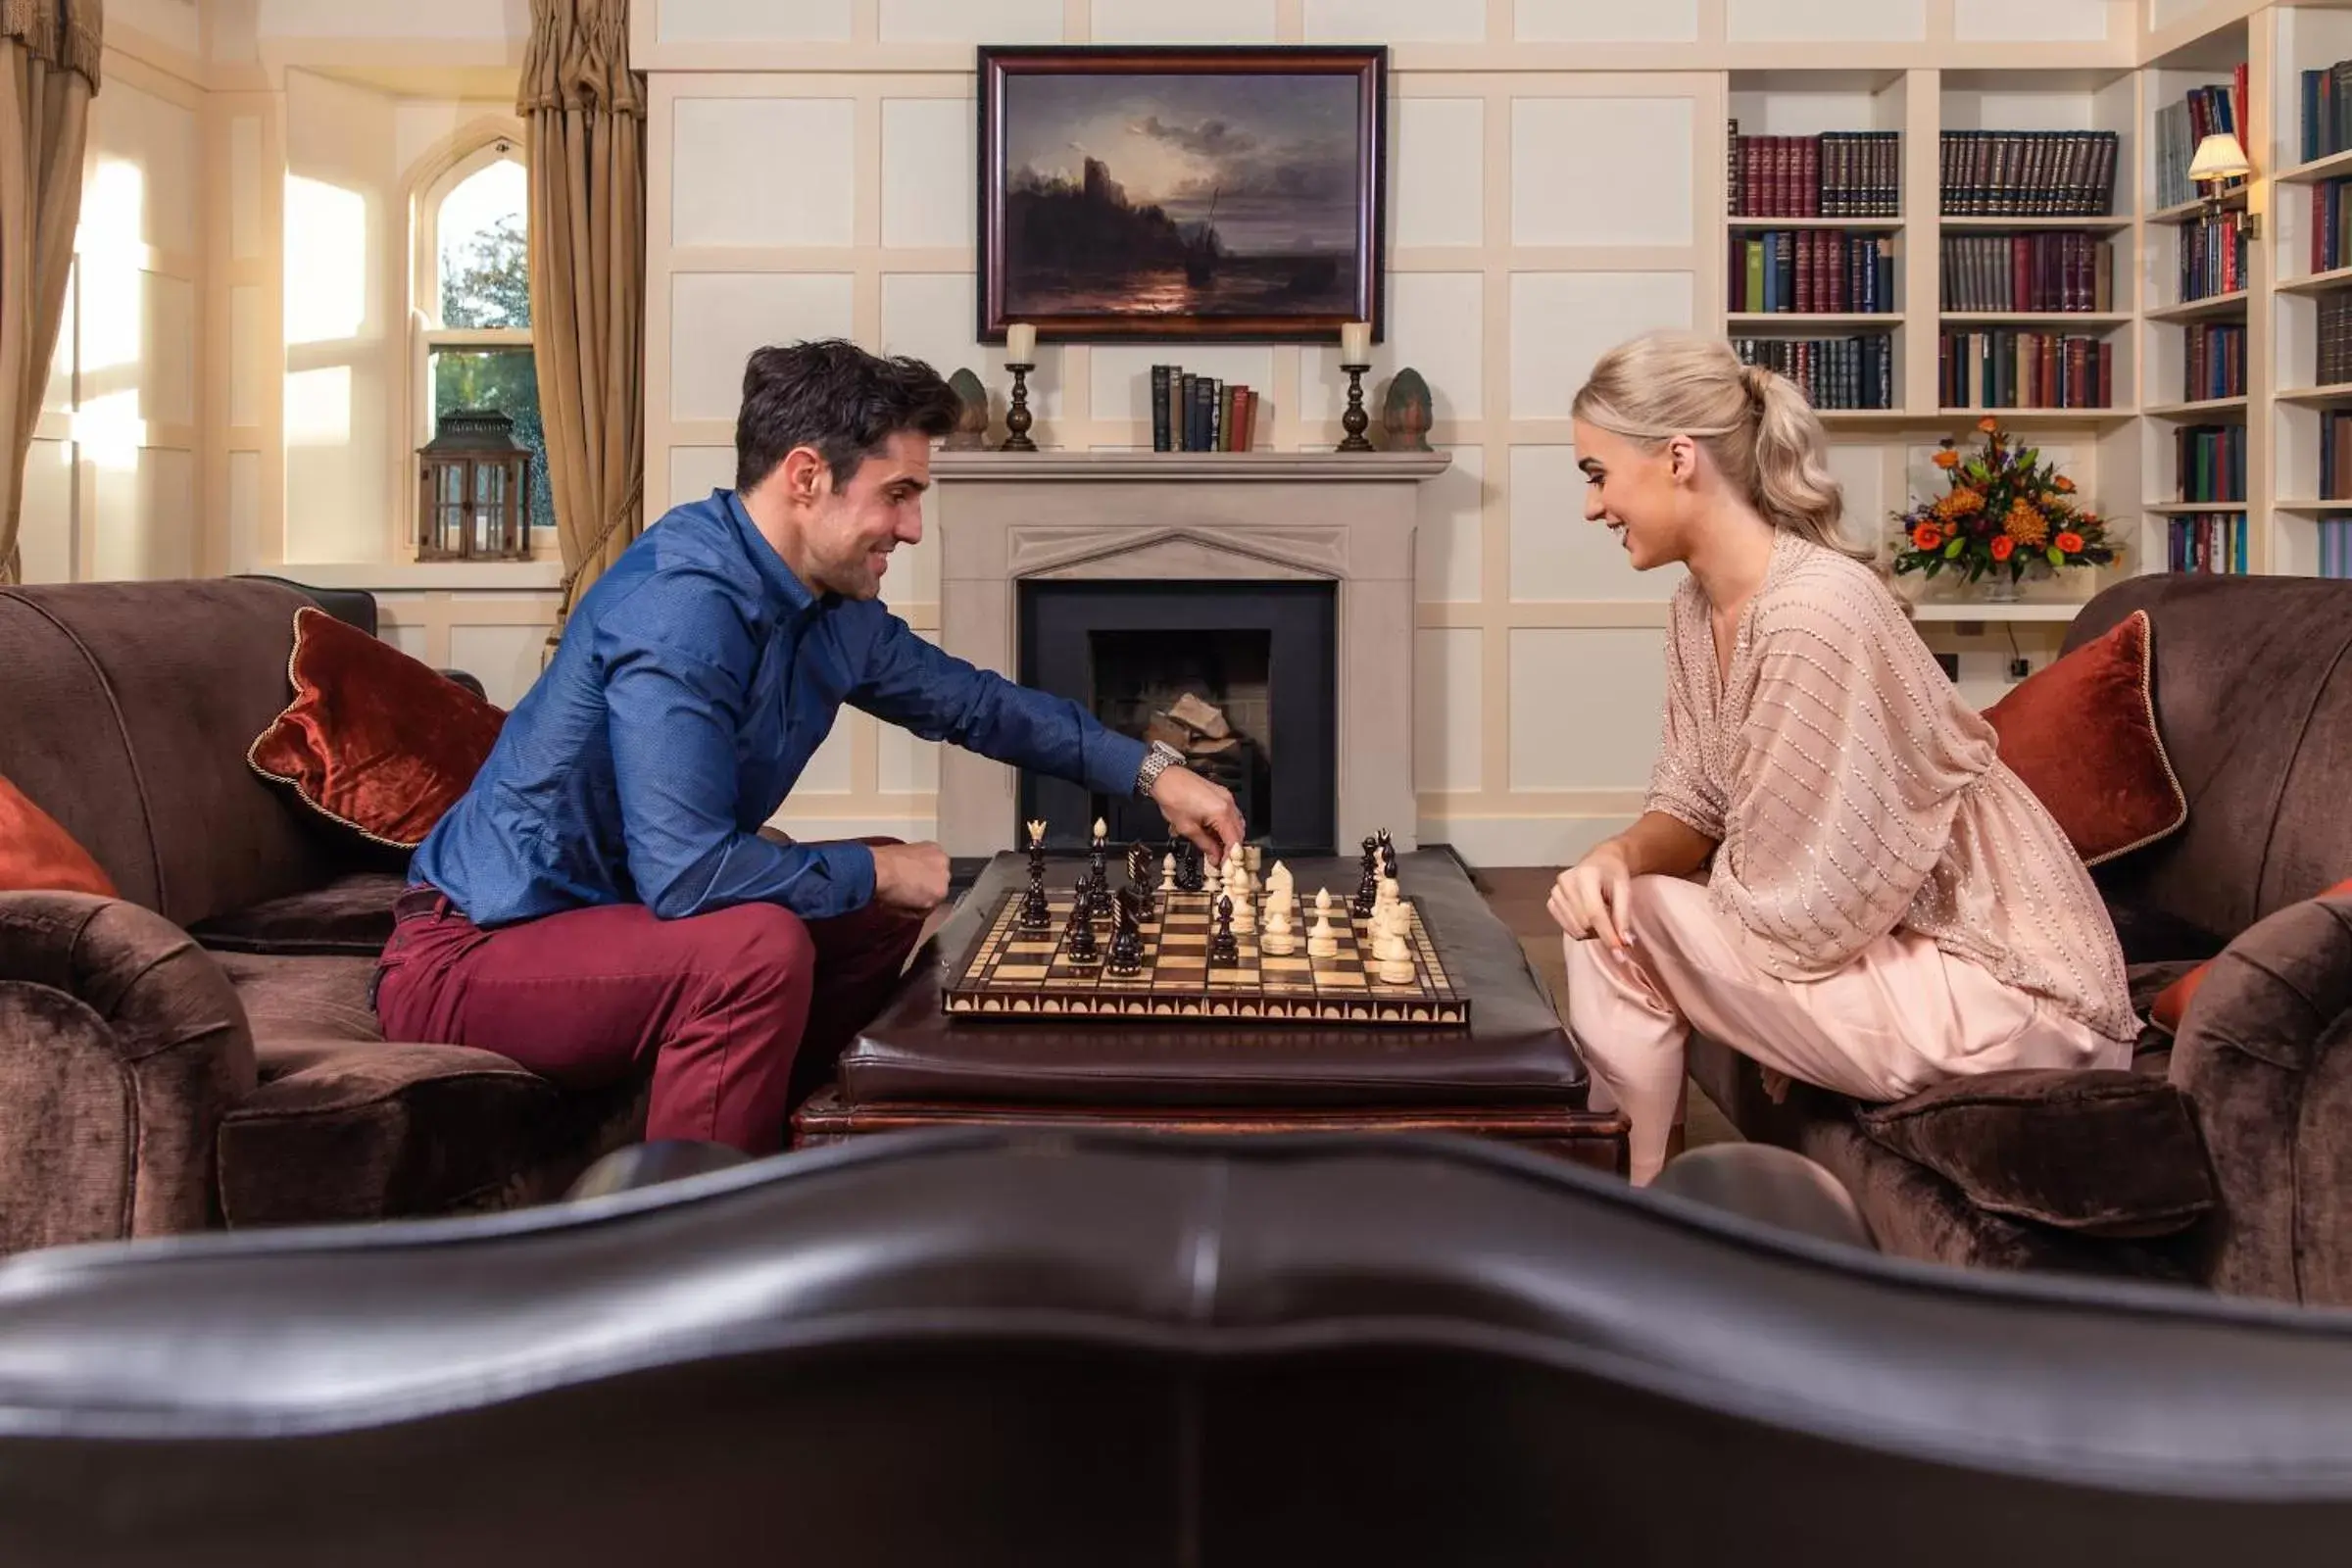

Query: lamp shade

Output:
[2188, 130, 2252, 184]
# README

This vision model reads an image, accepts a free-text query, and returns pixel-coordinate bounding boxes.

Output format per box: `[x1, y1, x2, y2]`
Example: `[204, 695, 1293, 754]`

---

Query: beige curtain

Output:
[0, 0, 99, 587]
[519, 0, 644, 644]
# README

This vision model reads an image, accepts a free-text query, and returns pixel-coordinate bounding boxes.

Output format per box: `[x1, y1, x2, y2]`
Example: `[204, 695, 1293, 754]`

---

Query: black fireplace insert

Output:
[1015, 579, 1337, 858]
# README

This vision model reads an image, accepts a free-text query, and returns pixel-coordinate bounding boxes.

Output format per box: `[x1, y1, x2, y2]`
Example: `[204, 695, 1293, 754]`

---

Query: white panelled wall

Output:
[16, 0, 2254, 860]
[642, 0, 2143, 861]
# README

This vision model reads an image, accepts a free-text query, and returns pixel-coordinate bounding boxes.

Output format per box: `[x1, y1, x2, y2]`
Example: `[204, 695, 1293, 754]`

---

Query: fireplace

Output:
[926, 449, 1450, 861]
[1017, 580, 1338, 857]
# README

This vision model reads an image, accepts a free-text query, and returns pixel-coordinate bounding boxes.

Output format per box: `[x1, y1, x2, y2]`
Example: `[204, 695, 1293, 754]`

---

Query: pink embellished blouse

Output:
[1643, 532, 2138, 1047]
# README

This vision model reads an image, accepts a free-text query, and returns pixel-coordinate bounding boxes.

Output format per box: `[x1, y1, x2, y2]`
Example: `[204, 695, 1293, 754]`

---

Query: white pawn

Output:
[1160, 853, 1176, 893]
[1307, 890, 1340, 958]
[1260, 898, 1294, 956]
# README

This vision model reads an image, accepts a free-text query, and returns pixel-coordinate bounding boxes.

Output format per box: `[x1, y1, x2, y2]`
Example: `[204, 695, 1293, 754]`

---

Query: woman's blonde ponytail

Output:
[1571, 331, 1872, 563]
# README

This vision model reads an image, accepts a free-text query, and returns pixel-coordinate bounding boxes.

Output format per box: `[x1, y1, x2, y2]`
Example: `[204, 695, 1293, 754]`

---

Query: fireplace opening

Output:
[1016, 579, 1337, 858]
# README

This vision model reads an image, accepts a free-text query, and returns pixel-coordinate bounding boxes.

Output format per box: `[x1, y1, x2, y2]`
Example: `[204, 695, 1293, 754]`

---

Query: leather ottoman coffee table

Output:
[793, 850, 1629, 1175]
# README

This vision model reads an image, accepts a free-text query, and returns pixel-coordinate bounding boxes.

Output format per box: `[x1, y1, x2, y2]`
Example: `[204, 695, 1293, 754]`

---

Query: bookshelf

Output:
[1695, 13, 2352, 640]
[2268, 3, 2352, 577]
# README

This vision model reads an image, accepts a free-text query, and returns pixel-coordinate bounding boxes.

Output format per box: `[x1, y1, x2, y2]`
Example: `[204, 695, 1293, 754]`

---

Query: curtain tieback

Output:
[548, 473, 646, 649]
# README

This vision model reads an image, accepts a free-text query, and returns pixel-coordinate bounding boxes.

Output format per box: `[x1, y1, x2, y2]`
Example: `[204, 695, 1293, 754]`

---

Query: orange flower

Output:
[2003, 500, 2049, 548]
[1911, 523, 1945, 551]
[2054, 530, 2084, 554]
[1933, 449, 1960, 469]
[1935, 487, 1984, 519]
[1989, 535, 2016, 562]
[2053, 475, 2076, 494]
[1977, 416, 2000, 434]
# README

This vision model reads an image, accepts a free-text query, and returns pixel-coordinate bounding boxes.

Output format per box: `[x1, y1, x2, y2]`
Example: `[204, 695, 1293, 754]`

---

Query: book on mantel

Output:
[1150, 365, 1256, 452]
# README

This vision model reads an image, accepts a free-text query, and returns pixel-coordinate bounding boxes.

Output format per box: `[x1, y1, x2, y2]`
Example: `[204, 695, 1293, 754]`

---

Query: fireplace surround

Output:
[929, 450, 1452, 859]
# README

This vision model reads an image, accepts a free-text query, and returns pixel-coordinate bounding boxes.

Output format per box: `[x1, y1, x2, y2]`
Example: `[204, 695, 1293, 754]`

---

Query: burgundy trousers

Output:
[371, 854, 926, 1156]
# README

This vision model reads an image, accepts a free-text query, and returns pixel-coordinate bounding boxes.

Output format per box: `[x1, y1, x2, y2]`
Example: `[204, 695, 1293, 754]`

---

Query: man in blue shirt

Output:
[374, 340, 1244, 1154]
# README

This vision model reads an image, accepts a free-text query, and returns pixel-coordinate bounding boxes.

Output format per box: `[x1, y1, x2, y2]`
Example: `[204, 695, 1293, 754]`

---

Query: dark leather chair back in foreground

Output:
[0, 1129, 2348, 1568]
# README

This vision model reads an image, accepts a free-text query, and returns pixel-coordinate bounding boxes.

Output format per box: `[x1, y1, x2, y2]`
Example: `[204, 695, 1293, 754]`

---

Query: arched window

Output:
[413, 138, 551, 542]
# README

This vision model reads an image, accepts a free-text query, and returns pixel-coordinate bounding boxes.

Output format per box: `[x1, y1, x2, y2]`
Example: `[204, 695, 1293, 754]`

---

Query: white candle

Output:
[1339, 320, 1371, 366]
[1005, 322, 1037, 364]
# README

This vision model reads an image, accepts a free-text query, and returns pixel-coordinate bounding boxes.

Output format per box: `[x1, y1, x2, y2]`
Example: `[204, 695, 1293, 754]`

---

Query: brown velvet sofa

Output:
[0, 579, 643, 1257]
[1690, 572, 2352, 1304]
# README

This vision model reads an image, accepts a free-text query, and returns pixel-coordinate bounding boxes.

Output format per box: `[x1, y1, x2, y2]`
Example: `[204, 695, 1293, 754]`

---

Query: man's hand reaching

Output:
[871, 840, 951, 916]
[1150, 765, 1246, 868]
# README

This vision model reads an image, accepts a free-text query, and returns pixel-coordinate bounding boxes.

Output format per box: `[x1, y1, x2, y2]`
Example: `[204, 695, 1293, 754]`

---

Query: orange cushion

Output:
[1983, 609, 2187, 867]
[2148, 874, 2352, 1034]
[248, 606, 507, 851]
[0, 772, 117, 897]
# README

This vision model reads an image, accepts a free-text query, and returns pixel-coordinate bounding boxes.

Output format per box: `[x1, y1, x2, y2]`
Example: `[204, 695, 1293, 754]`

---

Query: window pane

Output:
[439, 159, 529, 329]
[431, 347, 553, 534]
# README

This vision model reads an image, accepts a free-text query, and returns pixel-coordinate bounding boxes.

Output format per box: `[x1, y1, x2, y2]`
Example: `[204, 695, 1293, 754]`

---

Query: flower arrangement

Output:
[1890, 416, 2119, 590]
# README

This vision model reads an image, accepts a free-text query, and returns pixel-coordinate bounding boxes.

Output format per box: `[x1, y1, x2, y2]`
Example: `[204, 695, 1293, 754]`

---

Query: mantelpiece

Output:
[928, 449, 1453, 859]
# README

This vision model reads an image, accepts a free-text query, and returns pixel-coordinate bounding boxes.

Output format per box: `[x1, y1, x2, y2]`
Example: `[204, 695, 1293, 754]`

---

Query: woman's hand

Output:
[1548, 841, 1635, 950]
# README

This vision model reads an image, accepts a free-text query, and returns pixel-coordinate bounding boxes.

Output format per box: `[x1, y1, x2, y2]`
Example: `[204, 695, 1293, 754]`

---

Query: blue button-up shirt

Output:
[411, 489, 1148, 926]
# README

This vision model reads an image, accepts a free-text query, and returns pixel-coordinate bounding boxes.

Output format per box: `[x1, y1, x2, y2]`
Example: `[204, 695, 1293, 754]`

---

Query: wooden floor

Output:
[1470, 865, 1743, 1154]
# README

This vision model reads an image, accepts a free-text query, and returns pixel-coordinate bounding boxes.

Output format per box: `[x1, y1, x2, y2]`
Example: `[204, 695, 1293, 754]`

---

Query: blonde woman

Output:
[1550, 332, 2135, 1184]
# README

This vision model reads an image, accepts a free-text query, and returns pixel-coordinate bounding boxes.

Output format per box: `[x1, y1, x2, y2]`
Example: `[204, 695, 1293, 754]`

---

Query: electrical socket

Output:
[2008, 657, 2032, 681]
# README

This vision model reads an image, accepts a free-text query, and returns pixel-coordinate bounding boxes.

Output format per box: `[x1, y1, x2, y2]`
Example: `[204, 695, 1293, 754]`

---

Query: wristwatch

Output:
[1134, 739, 1186, 798]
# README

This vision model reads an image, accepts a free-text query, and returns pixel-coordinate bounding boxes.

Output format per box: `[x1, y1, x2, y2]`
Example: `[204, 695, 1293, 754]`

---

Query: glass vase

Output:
[1974, 571, 2023, 604]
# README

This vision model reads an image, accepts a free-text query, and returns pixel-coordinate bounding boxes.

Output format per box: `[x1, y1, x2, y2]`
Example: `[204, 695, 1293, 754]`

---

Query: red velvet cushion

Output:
[1983, 609, 2187, 867]
[248, 607, 506, 851]
[2148, 874, 2352, 1033]
[0, 772, 117, 896]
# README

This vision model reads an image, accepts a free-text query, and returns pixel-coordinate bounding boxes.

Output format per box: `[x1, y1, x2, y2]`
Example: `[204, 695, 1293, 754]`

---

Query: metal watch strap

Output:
[1134, 739, 1185, 797]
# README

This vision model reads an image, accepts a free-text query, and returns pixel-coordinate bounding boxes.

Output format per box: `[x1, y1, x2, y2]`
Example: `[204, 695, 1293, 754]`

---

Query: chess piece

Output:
[1085, 817, 1112, 919]
[1107, 890, 1146, 976]
[1064, 883, 1101, 965]
[1159, 853, 1177, 895]
[1017, 816, 1053, 932]
[1306, 894, 1340, 959]
[1126, 841, 1156, 920]
[1260, 893, 1296, 956]
[1209, 895, 1241, 965]
[1378, 828, 1399, 881]
[1351, 835, 1380, 919]
[1172, 836, 1205, 894]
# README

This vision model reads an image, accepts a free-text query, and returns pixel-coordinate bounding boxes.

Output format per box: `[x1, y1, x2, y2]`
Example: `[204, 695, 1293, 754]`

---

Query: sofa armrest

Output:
[2169, 889, 2352, 1305]
[0, 893, 258, 1254]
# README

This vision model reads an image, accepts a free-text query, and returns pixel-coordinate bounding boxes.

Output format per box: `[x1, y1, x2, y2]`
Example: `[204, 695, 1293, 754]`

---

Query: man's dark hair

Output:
[735, 338, 962, 493]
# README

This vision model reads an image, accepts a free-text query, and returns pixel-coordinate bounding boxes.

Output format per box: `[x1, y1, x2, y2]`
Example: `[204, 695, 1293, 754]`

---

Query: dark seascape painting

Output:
[980, 49, 1384, 340]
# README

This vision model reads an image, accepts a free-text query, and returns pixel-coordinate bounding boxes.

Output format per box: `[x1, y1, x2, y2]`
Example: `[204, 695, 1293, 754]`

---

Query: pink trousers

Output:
[1561, 874, 2124, 1184]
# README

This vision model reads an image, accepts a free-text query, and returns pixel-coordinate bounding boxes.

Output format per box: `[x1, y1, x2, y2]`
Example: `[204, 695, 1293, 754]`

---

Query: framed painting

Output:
[977, 45, 1388, 344]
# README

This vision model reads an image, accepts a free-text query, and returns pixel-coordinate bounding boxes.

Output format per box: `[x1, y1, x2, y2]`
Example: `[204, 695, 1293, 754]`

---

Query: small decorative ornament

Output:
[1381, 367, 1433, 452]
[1337, 319, 1375, 454]
[946, 368, 991, 450]
[1891, 416, 2118, 601]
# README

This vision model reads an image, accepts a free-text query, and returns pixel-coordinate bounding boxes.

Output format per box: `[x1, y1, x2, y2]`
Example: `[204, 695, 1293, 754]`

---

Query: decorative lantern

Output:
[416, 408, 532, 562]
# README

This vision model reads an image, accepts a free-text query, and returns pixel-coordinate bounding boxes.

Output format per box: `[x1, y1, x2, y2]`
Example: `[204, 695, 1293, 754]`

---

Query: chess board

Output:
[942, 885, 1469, 1026]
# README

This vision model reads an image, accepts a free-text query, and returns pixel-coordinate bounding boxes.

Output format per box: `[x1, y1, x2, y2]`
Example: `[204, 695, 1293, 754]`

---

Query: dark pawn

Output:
[1107, 891, 1147, 976]
[1064, 882, 1102, 964]
[1208, 894, 1241, 965]
[1351, 834, 1380, 918]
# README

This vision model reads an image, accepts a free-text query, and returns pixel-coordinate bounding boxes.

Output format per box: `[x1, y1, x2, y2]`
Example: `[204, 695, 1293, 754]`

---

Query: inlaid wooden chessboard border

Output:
[942, 886, 1470, 1027]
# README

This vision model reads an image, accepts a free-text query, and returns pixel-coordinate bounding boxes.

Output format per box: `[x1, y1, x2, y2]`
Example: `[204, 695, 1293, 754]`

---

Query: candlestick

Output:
[1000, 362, 1037, 452]
[1338, 366, 1374, 453]
[1339, 319, 1370, 365]
[1005, 321, 1037, 363]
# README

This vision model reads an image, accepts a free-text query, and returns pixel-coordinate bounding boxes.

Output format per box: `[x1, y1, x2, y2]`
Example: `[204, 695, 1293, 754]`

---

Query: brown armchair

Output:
[1691, 573, 2352, 1303]
[0, 579, 640, 1255]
